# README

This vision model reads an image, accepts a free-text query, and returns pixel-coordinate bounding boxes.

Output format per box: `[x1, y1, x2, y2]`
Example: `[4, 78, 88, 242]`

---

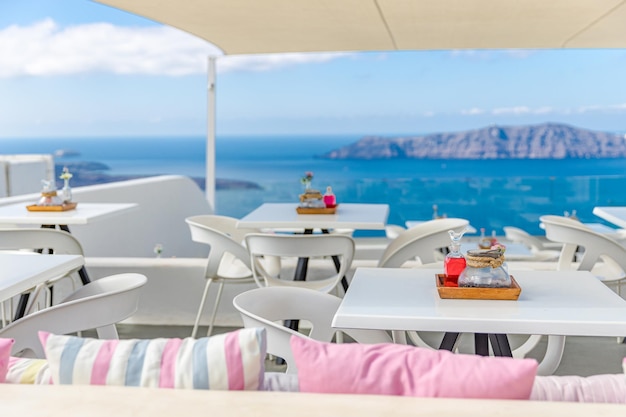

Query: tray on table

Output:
[26, 202, 78, 212]
[435, 274, 521, 300]
[296, 205, 338, 215]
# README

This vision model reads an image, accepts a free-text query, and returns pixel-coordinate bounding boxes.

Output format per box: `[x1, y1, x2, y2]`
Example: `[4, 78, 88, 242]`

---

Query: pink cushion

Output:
[531, 374, 626, 403]
[0, 338, 15, 383]
[290, 336, 538, 399]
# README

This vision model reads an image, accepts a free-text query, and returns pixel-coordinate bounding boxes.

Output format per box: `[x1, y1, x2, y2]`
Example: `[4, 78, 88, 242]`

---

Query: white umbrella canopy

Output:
[93, 0, 626, 53]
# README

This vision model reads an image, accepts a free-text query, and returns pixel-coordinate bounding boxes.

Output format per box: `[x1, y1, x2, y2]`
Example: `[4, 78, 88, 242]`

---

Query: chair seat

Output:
[216, 253, 253, 279]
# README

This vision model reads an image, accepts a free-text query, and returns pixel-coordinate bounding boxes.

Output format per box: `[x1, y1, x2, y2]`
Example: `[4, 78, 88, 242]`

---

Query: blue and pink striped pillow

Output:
[5, 357, 51, 384]
[38, 328, 266, 390]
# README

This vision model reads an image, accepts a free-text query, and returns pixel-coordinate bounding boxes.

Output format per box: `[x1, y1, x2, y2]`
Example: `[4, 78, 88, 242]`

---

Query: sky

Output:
[1, 0, 626, 139]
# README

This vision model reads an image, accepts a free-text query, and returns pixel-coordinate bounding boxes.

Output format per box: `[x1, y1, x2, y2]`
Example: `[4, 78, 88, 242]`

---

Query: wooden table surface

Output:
[1, 385, 625, 416]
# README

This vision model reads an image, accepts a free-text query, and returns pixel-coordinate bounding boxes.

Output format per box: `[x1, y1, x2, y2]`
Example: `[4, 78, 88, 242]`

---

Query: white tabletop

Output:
[593, 206, 626, 230]
[333, 267, 626, 337]
[0, 202, 138, 226]
[237, 203, 389, 230]
[405, 220, 477, 234]
[0, 253, 84, 301]
[461, 242, 532, 258]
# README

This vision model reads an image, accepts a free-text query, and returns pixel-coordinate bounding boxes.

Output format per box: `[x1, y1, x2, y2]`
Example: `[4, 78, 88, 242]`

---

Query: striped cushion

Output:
[0, 338, 14, 383]
[38, 328, 266, 390]
[5, 357, 52, 384]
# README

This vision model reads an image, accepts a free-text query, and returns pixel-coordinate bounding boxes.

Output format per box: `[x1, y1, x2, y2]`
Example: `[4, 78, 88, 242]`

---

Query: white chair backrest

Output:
[233, 287, 392, 373]
[0, 273, 147, 358]
[185, 215, 253, 280]
[384, 224, 406, 239]
[244, 233, 355, 293]
[378, 218, 469, 268]
[503, 226, 548, 253]
[540, 215, 626, 277]
[0, 228, 84, 255]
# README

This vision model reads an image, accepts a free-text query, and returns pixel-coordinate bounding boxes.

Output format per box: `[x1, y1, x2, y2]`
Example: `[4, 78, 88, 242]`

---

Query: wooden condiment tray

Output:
[26, 202, 78, 212]
[296, 205, 337, 214]
[435, 274, 521, 300]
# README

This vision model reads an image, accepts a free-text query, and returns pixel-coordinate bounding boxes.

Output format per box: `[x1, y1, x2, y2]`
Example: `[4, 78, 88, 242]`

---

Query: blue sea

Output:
[3, 134, 626, 236]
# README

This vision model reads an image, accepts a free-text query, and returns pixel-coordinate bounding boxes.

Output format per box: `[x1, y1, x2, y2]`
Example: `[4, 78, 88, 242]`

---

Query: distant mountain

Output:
[54, 162, 261, 191]
[319, 123, 626, 160]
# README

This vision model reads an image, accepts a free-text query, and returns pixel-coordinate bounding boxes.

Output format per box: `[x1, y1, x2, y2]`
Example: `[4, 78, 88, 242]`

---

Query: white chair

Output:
[503, 226, 561, 261]
[0, 228, 86, 321]
[185, 215, 262, 338]
[539, 215, 626, 293]
[233, 286, 392, 373]
[515, 215, 626, 352]
[384, 224, 406, 240]
[0, 273, 147, 358]
[245, 233, 355, 294]
[378, 218, 470, 268]
[376, 218, 469, 347]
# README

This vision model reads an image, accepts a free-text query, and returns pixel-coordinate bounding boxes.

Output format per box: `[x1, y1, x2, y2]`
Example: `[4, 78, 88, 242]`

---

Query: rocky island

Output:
[320, 123, 626, 160]
[54, 161, 261, 191]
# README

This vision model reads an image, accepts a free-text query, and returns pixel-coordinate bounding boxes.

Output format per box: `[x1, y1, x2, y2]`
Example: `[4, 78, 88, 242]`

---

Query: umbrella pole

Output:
[205, 56, 217, 212]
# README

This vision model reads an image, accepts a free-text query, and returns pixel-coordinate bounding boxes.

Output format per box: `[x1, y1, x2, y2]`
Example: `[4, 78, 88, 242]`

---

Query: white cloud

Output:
[218, 51, 352, 73]
[491, 106, 531, 115]
[0, 19, 350, 78]
[461, 103, 626, 117]
[461, 107, 485, 115]
[449, 49, 536, 60]
[576, 103, 626, 113]
[534, 106, 553, 114]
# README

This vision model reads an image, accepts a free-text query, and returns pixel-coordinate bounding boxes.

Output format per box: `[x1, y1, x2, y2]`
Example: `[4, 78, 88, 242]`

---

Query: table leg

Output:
[439, 332, 460, 351]
[321, 229, 349, 292]
[475, 333, 489, 356]
[489, 334, 513, 357]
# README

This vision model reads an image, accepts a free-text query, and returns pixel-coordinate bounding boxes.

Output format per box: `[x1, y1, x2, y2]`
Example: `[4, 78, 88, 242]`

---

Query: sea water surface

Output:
[3, 134, 626, 236]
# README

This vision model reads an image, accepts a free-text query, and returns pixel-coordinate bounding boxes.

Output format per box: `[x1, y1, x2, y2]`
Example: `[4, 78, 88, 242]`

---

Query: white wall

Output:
[0, 155, 54, 197]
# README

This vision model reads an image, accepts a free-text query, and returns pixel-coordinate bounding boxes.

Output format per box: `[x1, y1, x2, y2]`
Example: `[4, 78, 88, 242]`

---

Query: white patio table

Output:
[0, 253, 84, 318]
[592, 206, 626, 230]
[0, 202, 137, 285]
[333, 267, 626, 374]
[0, 202, 138, 231]
[405, 220, 477, 234]
[236, 203, 389, 232]
[237, 203, 389, 291]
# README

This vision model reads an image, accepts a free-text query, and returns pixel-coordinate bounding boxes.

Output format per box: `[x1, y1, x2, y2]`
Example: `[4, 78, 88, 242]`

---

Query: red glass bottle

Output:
[444, 228, 467, 287]
[323, 186, 336, 207]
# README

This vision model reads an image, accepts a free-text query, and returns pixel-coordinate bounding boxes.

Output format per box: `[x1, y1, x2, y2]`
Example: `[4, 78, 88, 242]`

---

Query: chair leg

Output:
[512, 334, 543, 358]
[96, 324, 119, 339]
[206, 281, 225, 337]
[191, 279, 214, 338]
[536, 335, 566, 376]
[391, 330, 407, 344]
[406, 330, 435, 348]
